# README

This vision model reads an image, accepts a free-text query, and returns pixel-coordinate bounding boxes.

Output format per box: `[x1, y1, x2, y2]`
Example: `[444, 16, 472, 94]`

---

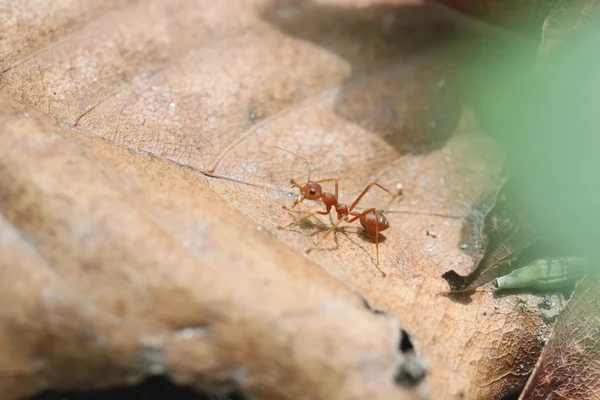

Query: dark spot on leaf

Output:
[360, 297, 385, 315]
[248, 107, 258, 121]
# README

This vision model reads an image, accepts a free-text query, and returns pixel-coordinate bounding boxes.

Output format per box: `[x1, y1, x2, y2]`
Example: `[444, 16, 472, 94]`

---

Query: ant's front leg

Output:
[282, 194, 304, 211]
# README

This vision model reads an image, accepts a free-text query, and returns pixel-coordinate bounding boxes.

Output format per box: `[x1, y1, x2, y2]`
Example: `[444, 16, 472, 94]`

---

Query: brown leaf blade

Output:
[0, 96, 421, 400]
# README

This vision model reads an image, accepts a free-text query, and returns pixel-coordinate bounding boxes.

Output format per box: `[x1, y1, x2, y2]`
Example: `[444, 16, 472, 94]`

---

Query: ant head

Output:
[291, 179, 322, 200]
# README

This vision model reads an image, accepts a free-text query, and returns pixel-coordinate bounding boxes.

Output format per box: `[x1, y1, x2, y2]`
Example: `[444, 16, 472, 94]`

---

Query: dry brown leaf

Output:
[1, 0, 561, 399]
[520, 274, 600, 400]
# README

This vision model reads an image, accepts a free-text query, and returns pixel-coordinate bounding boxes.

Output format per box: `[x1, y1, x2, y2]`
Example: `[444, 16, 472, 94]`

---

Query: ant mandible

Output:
[275, 146, 403, 277]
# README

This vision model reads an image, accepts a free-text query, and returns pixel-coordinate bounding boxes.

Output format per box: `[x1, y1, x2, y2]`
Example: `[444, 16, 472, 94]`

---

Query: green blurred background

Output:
[454, 2, 600, 266]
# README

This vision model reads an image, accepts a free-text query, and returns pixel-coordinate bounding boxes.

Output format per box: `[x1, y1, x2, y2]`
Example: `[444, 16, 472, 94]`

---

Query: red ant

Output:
[275, 146, 402, 277]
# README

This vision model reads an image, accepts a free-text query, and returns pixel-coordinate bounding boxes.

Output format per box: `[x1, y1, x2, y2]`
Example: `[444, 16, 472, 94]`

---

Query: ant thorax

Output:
[321, 192, 337, 208]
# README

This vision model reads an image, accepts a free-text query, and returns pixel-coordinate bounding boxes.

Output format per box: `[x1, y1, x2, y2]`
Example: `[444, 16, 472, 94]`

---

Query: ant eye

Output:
[310, 189, 316, 195]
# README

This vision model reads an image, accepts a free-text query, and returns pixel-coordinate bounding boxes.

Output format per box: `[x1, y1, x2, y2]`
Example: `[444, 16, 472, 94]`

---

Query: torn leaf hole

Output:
[399, 329, 414, 353]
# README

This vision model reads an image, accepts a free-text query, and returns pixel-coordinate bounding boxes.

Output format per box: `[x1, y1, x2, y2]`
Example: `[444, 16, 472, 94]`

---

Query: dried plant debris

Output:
[520, 273, 600, 399]
[443, 178, 553, 292]
[493, 256, 588, 292]
[444, 177, 587, 295]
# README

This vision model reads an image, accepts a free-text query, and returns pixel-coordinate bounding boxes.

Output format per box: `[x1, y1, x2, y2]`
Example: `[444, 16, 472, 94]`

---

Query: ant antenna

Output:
[274, 146, 312, 182]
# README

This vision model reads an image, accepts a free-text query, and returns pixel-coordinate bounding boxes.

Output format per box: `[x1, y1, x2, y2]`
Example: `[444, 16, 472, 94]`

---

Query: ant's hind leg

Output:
[374, 211, 385, 277]
[347, 208, 376, 223]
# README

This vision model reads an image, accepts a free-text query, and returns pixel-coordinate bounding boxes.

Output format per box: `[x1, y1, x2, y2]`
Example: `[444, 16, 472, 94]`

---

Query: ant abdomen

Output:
[360, 211, 390, 233]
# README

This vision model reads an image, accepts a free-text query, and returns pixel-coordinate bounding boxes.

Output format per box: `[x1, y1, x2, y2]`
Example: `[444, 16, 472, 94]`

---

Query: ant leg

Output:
[348, 208, 375, 223]
[277, 210, 328, 230]
[282, 196, 304, 211]
[316, 178, 339, 200]
[347, 208, 386, 277]
[375, 211, 383, 277]
[348, 182, 402, 213]
[305, 217, 346, 254]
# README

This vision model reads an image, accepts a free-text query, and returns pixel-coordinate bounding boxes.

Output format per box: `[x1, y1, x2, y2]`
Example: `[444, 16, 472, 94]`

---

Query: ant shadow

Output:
[357, 229, 388, 245]
[287, 215, 329, 233]
[282, 210, 388, 270]
[257, 0, 478, 155]
[289, 213, 387, 243]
